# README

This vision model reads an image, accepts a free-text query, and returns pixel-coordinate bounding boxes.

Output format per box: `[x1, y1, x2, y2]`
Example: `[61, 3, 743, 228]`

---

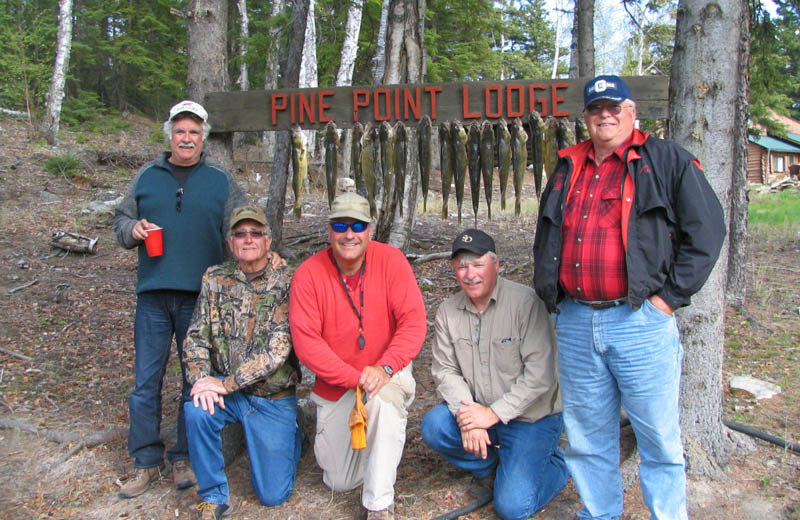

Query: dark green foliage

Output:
[61, 89, 131, 134]
[44, 153, 81, 177]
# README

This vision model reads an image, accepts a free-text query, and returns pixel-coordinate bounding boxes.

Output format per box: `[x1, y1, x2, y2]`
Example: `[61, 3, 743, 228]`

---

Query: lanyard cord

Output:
[334, 259, 366, 350]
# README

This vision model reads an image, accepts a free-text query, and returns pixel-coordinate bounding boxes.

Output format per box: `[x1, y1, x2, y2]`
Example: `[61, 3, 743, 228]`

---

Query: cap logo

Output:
[461, 235, 473, 243]
[594, 79, 612, 92]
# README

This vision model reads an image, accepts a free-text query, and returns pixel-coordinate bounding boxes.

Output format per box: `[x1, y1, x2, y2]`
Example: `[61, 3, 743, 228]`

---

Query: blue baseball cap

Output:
[583, 75, 633, 109]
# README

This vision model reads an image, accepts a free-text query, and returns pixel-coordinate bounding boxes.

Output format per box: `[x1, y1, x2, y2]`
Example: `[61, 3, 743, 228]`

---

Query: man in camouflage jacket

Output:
[182, 205, 301, 519]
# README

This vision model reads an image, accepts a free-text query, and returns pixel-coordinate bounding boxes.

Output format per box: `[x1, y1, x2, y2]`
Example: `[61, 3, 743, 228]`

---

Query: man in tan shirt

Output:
[421, 229, 568, 520]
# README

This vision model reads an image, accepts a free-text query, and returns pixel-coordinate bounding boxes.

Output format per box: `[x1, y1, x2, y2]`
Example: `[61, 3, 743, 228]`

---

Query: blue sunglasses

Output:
[330, 221, 369, 233]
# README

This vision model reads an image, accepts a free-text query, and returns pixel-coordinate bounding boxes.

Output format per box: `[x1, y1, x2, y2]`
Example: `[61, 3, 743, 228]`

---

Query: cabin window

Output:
[774, 156, 785, 172]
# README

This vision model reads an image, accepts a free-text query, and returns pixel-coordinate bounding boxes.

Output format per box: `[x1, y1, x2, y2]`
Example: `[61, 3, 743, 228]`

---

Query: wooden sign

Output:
[204, 76, 668, 132]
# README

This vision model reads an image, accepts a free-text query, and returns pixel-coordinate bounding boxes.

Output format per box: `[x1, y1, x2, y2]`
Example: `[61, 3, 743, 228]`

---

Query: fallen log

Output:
[0, 417, 126, 447]
[406, 251, 450, 263]
[51, 232, 98, 254]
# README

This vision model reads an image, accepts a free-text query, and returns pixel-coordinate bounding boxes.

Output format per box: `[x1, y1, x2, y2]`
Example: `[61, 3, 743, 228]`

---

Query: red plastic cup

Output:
[143, 226, 163, 257]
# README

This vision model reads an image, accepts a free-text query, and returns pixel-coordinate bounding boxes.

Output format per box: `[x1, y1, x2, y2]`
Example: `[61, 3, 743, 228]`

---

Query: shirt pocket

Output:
[598, 186, 622, 228]
[492, 337, 523, 378]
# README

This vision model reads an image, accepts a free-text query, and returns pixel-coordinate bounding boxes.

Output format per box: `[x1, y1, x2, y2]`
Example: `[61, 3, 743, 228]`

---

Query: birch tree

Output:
[233, 0, 250, 149]
[337, 0, 365, 177]
[184, 0, 234, 173]
[265, 0, 309, 251]
[668, 0, 752, 475]
[380, 0, 425, 250]
[42, 0, 73, 145]
[262, 0, 286, 153]
[372, 0, 391, 84]
[300, 0, 318, 161]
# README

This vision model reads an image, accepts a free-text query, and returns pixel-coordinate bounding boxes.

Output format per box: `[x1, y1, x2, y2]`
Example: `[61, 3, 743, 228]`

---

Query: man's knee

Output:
[493, 486, 530, 520]
[420, 405, 450, 449]
[183, 401, 214, 429]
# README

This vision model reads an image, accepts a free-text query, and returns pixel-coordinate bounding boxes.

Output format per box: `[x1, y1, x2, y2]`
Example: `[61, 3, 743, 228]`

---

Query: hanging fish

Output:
[452, 120, 468, 225]
[360, 124, 378, 218]
[379, 121, 395, 219]
[369, 124, 383, 216]
[480, 120, 495, 220]
[511, 118, 528, 216]
[439, 121, 453, 220]
[556, 117, 576, 150]
[352, 122, 366, 198]
[528, 111, 545, 199]
[496, 119, 512, 211]
[418, 115, 433, 212]
[393, 121, 408, 216]
[575, 117, 590, 143]
[542, 116, 559, 182]
[291, 125, 308, 218]
[324, 121, 339, 209]
[467, 121, 482, 226]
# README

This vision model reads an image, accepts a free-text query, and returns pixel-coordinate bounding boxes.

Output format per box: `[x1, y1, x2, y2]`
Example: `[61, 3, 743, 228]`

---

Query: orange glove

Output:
[349, 386, 368, 450]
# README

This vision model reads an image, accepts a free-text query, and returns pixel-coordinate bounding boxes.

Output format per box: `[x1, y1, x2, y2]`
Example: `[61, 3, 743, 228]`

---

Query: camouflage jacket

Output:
[183, 261, 299, 396]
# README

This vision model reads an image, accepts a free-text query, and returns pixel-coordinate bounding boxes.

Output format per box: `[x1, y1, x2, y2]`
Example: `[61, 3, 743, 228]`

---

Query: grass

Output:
[748, 189, 800, 235]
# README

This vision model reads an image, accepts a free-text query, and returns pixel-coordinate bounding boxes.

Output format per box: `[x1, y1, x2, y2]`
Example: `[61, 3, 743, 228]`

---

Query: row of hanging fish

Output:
[288, 114, 585, 223]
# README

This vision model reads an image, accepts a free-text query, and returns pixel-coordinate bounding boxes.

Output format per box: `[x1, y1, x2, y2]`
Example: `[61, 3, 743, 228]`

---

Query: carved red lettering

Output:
[374, 89, 391, 121]
[551, 82, 569, 116]
[528, 84, 548, 115]
[319, 90, 334, 122]
[506, 84, 524, 118]
[485, 85, 502, 118]
[353, 89, 370, 122]
[462, 85, 480, 119]
[425, 86, 442, 120]
[298, 93, 315, 123]
[394, 88, 400, 120]
[271, 94, 287, 125]
[404, 88, 421, 120]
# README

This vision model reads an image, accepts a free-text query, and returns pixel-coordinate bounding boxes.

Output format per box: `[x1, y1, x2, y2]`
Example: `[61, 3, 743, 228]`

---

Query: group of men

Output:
[114, 74, 725, 520]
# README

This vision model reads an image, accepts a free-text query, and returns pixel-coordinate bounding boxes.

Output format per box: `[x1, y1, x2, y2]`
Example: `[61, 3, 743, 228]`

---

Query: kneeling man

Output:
[421, 229, 568, 520]
[182, 205, 301, 519]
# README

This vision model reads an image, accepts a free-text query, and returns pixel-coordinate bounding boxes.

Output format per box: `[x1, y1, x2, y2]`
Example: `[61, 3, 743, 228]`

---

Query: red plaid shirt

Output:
[559, 138, 631, 302]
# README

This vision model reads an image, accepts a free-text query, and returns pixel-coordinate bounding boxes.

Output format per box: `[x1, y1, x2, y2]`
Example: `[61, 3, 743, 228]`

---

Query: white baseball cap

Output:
[168, 100, 208, 122]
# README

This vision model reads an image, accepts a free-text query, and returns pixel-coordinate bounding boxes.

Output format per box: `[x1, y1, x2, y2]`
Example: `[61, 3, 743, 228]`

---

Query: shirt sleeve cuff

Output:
[222, 376, 239, 393]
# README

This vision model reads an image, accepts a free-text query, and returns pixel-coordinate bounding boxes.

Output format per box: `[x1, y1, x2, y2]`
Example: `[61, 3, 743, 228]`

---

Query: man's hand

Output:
[190, 376, 230, 415]
[131, 218, 157, 241]
[268, 251, 287, 269]
[358, 365, 391, 400]
[461, 428, 492, 459]
[648, 294, 674, 315]
[456, 401, 500, 431]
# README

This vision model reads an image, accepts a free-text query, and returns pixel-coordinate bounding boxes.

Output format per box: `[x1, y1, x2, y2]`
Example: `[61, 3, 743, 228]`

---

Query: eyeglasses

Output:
[176, 188, 183, 212]
[585, 102, 628, 115]
[330, 221, 369, 233]
[232, 229, 267, 239]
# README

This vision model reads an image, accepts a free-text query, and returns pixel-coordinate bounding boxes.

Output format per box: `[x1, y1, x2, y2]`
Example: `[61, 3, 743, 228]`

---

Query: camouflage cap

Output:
[328, 192, 371, 223]
[229, 205, 268, 231]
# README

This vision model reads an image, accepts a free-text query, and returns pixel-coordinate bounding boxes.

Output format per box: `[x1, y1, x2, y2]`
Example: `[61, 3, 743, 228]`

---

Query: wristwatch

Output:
[382, 365, 394, 377]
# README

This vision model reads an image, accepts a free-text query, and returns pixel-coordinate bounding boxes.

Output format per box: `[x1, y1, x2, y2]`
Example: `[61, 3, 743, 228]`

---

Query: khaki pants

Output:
[310, 363, 415, 511]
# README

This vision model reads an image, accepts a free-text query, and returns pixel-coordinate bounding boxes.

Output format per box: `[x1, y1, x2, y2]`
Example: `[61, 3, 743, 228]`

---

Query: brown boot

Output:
[173, 459, 197, 490]
[118, 465, 164, 498]
[362, 503, 395, 520]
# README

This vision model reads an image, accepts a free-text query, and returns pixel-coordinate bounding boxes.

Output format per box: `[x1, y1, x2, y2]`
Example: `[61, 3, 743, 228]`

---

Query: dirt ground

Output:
[0, 114, 798, 519]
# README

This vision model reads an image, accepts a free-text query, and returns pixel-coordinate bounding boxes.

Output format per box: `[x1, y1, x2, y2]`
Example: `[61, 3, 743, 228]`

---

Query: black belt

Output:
[245, 386, 296, 400]
[573, 297, 627, 310]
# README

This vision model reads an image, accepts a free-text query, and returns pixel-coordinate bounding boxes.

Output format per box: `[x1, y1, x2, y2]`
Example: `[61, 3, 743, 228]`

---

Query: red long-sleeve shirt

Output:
[289, 241, 427, 400]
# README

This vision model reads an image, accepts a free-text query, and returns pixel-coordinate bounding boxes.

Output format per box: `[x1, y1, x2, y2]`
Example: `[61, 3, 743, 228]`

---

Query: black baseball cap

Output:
[451, 229, 496, 259]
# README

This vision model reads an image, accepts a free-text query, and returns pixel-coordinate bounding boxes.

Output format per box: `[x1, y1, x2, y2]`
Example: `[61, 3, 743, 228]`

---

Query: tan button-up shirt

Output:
[432, 277, 561, 424]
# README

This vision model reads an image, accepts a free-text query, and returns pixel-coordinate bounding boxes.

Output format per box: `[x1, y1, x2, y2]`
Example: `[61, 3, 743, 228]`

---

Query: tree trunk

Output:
[337, 0, 365, 178]
[43, 0, 73, 146]
[185, 0, 234, 173]
[372, 0, 391, 84]
[300, 0, 319, 163]
[568, 3, 579, 78]
[553, 0, 565, 79]
[382, 0, 425, 251]
[265, 0, 310, 251]
[233, 0, 250, 149]
[575, 0, 595, 78]
[667, 0, 751, 477]
[727, 10, 751, 308]
[261, 0, 286, 154]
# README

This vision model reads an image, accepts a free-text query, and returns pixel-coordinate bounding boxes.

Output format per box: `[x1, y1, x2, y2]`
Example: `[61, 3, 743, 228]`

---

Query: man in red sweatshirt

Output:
[290, 192, 427, 520]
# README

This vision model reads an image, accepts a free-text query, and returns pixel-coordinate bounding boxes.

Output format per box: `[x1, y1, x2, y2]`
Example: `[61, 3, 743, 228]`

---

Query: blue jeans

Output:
[184, 391, 301, 506]
[554, 298, 687, 520]
[421, 403, 568, 520]
[128, 290, 197, 468]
